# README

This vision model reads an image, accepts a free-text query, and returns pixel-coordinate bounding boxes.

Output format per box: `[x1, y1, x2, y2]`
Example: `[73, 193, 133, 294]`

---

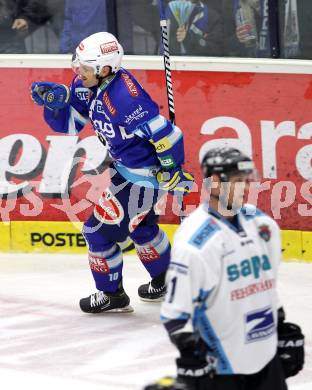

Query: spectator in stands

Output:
[46, 0, 64, 40]
[232, 0, 271, 57]
[0, 0, 50, 53]
[130, 0, 160, 54]
[59, 0, 108, 54]
[278, 0, 312, 59]
[112, 0, 133, 55]
[220, 0, 242, 56]
[166, 0, 223, 56]
[292, 0, 312, 59]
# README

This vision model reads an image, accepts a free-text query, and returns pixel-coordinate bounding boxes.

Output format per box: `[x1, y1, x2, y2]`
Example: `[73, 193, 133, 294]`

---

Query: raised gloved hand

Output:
[31, 81, 70, 110]
[156, 167, 194, 196]
[278, 311, 304, 378]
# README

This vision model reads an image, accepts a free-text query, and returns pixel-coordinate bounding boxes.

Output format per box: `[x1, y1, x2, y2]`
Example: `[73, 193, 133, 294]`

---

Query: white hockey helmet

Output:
[72, 32, 124, 76]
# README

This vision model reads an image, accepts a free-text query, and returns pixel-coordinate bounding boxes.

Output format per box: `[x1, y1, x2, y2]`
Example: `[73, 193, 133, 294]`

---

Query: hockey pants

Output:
[83, 169, 171, 292]
[187, 353, 288, 390]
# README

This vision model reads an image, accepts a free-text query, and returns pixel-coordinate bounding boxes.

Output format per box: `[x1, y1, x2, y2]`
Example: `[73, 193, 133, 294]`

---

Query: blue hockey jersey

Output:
[44, 68, 185, 187]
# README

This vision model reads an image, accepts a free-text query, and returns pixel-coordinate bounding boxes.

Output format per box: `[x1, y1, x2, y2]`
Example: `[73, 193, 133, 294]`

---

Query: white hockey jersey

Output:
[161, 203, 282, 375]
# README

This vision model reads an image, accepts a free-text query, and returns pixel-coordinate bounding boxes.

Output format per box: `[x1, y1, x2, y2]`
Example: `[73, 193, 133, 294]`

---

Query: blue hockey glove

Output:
[31, 81, 70, 110]
[156, 167, 194, 196]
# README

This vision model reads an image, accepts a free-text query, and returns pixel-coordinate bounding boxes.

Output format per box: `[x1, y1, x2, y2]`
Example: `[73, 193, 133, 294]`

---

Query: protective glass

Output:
[71, 53, 95, 76]
[71, 53, 80, 74]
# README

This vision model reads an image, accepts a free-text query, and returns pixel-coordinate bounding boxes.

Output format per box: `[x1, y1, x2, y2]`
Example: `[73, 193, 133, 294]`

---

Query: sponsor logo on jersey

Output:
[227, 255, 272, 282]
[94, 189, 124, 225]
[258, 224, 271, 242]
[245, 306, 275, 343]
[189, 218, 220, 249]
[137, 245, 160, 262]
[88, 254, 110, 274]
[121, 73, 139, 97]
[103, 91, 116, 115]
[159, 155, 175, 169]
[124, 105, 148, 124]
[30, 232, 86, 247]
[75, 87, 91, 101]
[154, 137, 172, 153]
[231, 278, 274, 300]
[128, 209, 150, 233]
[100, 41, 118, 54]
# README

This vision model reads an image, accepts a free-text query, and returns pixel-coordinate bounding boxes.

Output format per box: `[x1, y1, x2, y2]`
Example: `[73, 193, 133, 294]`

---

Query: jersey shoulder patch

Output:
[102, 90, 117, 116]
[241, 205, 268, 220]
[120, 71, 140, 97]
[188, 218, 220, 249]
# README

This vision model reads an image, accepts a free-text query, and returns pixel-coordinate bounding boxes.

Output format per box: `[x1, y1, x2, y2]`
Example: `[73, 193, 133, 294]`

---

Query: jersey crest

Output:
[258, 224, 271, 242]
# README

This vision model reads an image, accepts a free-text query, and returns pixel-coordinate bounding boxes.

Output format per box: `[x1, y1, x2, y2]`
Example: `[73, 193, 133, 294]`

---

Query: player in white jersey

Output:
[144, 147, 304, 390]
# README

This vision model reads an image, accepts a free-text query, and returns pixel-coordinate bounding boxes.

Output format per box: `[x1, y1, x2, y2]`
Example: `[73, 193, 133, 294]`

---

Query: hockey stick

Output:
[158, 0, 176, 124]
[157, 0, 186, 219]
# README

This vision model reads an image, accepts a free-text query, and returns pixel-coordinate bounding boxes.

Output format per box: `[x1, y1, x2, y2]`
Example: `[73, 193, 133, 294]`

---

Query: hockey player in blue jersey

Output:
[30, 31, 194, 313]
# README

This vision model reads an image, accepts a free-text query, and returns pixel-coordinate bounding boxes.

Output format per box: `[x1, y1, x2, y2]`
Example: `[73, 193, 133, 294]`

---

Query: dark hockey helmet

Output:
[201, 147, 255, 181]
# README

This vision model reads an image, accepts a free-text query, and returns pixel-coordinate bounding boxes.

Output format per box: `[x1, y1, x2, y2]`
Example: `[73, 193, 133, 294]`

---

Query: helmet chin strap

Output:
[96, 75, 104, 87]
[95, 67, 114, 87]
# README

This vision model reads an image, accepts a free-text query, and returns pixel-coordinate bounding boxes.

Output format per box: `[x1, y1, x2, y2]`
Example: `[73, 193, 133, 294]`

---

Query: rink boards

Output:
[0, 221, 311, 262]
[1, 55, 312, 261]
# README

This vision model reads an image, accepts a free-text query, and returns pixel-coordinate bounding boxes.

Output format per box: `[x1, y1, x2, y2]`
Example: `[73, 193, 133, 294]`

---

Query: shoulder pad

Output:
[188, 218, 220, 249]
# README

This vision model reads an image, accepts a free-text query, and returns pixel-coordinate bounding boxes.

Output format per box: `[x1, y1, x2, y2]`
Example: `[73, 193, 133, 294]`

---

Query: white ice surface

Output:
[0, 253, 311, 390]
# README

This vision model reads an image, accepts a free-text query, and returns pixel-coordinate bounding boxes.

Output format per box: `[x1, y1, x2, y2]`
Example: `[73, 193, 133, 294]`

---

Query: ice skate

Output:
[138, 272, 166, 302]
[80, 284, 133, 313]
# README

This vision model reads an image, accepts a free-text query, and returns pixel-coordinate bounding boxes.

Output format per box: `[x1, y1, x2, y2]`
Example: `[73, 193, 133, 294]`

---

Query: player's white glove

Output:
[31, 81, 70, 110]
